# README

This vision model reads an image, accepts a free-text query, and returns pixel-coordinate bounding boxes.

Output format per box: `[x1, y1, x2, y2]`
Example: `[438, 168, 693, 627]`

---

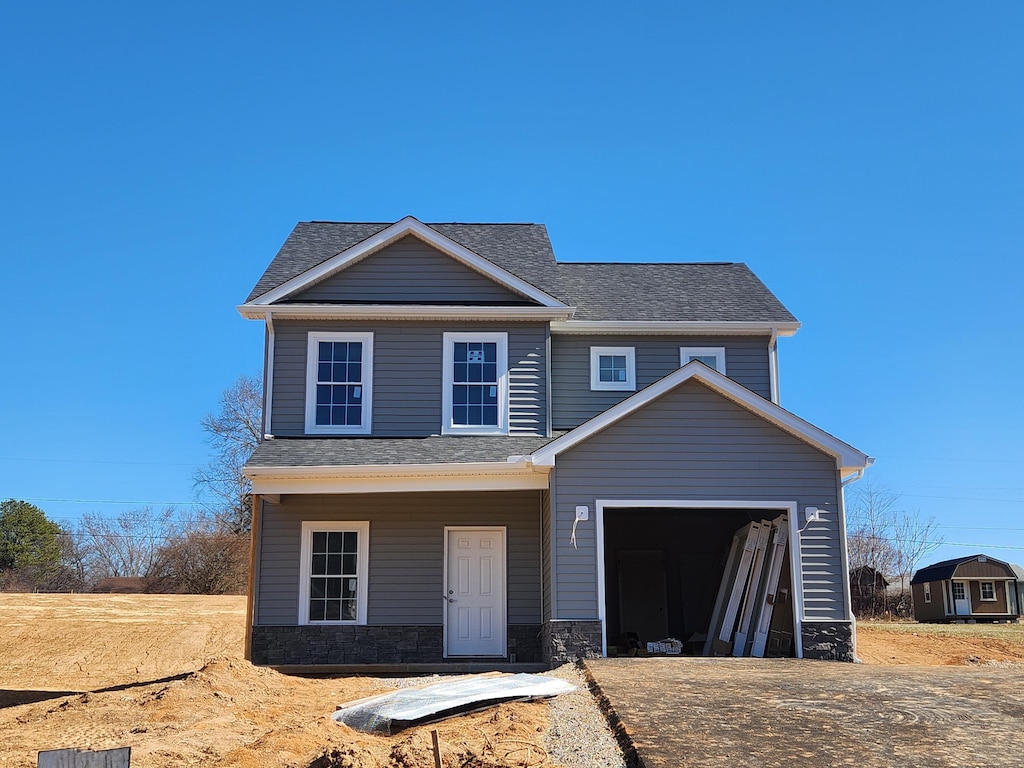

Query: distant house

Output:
[910, 555, 1020, 623]
[849, 566, 890, 616]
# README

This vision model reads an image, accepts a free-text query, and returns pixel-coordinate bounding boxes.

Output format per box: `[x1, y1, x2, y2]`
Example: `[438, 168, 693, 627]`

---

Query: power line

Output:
[6, 497, 203, 506]
[0, 456, 200, 468]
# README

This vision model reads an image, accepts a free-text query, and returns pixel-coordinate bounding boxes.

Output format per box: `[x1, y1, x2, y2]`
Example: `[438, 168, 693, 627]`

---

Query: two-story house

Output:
[239, 216, 872, 667]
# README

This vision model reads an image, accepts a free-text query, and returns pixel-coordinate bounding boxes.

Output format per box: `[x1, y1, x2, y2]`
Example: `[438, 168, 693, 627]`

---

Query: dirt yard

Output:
[2, 595, 1023, 768]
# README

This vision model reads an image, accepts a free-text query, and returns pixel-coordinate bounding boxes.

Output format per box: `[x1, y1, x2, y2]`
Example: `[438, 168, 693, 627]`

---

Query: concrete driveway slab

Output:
[583, 657, 1024, 768]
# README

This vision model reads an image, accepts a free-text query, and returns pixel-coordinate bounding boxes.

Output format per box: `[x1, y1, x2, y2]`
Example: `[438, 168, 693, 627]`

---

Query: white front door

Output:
[953, 581, 971, 616]
[444, 527, 506, 657]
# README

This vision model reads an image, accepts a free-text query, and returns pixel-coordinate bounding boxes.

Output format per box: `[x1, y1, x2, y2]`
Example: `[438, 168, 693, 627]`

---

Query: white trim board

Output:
[246, 216, 568, 308]
[238, 304, 575, 321]
[592, 499, 804, 659]
[529, 361, 873, 474]
[550, 320, 800, 336]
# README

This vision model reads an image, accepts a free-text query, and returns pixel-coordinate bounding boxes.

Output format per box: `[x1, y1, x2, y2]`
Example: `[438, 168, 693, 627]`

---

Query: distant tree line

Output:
[0, 375, 261, 594]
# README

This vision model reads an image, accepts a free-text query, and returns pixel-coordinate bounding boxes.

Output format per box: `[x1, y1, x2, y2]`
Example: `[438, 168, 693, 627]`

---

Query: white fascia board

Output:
[529, 361, 872, 472]
[247, 461, 550, 495]
[237, 304, 575, 322]
[249, 216, 567, 308]
[550, 320, 801, 336]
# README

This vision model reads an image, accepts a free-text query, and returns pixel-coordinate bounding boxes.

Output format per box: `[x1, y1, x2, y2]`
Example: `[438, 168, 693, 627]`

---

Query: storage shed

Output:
[911, 554, 1019, 623]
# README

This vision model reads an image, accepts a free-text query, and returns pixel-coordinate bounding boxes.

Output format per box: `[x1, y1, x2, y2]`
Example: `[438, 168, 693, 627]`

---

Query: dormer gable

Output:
[244, 216, 567, 310]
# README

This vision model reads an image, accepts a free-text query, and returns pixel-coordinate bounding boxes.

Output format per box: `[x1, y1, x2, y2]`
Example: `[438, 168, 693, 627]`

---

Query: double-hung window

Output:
[680, 346, 726, 374]
[589, 346, 636, 391]
[442, 332, 508, 435]
[305, 332, 373, 434]
[299, 521, 369, 624]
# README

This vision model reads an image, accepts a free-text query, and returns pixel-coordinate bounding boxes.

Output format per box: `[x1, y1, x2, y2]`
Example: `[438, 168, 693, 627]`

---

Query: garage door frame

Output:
[595, 499, 802, 658]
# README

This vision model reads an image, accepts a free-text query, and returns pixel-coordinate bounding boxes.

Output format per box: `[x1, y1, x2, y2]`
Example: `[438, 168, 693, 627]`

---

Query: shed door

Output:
[953, 581, 971, 616]
[444, 527, 506, 657]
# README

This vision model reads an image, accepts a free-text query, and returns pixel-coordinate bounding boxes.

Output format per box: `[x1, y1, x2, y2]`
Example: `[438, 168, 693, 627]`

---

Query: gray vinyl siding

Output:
[540, 489, 552, 622]
[288, 235, 532, 305]
[549, 379, 845, 623]
[270, 320, 547, 437]
[256, 490, 542, 626]
[551, 335, 772, 429]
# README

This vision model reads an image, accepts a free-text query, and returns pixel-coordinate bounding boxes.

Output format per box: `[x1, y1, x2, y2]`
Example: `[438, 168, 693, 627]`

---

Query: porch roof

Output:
[246, 434, 564, 469]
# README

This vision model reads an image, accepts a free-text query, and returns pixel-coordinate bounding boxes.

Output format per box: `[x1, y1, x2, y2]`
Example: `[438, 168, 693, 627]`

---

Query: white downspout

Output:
[263, 312, 275, 437]
[769, 328, 780, 405]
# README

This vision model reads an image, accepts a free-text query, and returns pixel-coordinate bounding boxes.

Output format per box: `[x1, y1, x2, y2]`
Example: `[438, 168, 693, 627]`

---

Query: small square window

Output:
[980, 582, 996, 601]
[590, 347, 636, 391]
[680, 347, 726, 373]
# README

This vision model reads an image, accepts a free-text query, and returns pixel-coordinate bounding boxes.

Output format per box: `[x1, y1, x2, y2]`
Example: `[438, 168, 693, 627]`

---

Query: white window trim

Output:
[298, 520, 370, 625]
[305, 331, 373, 435]
[589, 346, 636, 391]
[980, 581, 997, 601]
[680, 346, 727, 373]
[923, 582, 932, 603]
[442, 332, 508, 436]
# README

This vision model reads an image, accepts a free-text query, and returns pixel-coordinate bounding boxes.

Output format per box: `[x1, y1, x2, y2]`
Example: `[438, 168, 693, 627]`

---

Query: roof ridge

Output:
[561, 261, 739, 266]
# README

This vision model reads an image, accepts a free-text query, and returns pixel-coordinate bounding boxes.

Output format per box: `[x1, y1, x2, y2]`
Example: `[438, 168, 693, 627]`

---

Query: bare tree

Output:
[194, 374, 263, 533]
[77, 508, 179, 585]
[846, 482, 944, 618]
[154, 521, 249, 595]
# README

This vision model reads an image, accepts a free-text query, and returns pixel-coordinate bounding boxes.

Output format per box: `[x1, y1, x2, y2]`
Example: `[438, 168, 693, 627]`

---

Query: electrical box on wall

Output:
[574, 505, 589, 521]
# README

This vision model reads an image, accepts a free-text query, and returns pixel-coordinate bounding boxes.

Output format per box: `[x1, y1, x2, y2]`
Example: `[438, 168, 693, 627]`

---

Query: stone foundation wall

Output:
[250, 624, 542, 665]
[800, 621, 855, 661]
[542, 620, 603, 667]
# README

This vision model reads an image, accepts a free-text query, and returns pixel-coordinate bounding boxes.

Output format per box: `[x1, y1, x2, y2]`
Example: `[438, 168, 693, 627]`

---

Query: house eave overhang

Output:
[247, 215, 569, 309]
[245, 460, 551, 495]
[237, 304, 576, 322]
[549, 320, 801, 336]
[527, 361, 872, 472]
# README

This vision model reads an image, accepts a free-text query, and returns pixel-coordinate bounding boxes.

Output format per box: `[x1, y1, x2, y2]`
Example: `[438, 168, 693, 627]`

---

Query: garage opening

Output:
[602, 507, 796, 658]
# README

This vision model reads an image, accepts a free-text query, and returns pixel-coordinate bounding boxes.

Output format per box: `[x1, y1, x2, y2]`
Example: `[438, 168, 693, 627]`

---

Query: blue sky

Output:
[1, 3, 1021, 567]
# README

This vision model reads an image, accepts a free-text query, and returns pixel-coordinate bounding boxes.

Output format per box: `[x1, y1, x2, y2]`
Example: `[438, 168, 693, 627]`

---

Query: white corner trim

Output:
[248, 216, 568, 308]
[297, 520, 370, 625]
[528, 361, 872, 472]
[550, 320, 801, 336]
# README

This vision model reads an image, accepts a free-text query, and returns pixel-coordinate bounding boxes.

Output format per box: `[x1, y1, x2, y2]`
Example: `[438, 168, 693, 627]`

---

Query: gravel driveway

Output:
[584, 657, 1024, 768]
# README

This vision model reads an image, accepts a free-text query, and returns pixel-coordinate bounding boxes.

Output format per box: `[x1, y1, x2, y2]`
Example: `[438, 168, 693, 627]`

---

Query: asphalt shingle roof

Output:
[557, 262, 798, 323]
[245, 434, 564, 469]
[244, 220, 798, 324]
[245, 222, 567, 304]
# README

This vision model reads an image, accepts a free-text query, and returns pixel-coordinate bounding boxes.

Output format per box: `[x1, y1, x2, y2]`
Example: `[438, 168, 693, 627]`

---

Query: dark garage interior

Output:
[602, 507, 794, 656]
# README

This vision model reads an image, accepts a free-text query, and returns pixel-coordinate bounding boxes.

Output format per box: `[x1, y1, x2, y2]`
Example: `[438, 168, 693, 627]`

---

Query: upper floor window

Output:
[305, 332, 373, 435]
[442, 332, 508, 435]
[590, 346, 636, 391]
[680, 346, 726, 374]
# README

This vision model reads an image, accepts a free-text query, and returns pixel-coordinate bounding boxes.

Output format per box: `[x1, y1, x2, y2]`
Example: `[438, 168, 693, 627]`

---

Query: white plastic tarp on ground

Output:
[332, 673, 576, 734]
